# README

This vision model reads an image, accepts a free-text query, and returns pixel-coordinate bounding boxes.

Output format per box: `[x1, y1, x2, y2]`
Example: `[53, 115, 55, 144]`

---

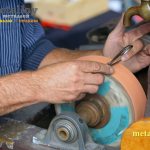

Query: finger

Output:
[75, 93, 86, 101]
[126, 22, 150, 42]
[61, 93, 86, 103]
[121, 40, 143, 61]
[83, 85, 99, 94]
[112, 13, 125, 35]
[78, 61, 114, 74]
[143, 44, 150, 55]
[83, 73, 104, 85]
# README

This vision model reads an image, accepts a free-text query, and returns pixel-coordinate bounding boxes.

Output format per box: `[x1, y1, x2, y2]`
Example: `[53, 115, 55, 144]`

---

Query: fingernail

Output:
[110, 67, 114, 73]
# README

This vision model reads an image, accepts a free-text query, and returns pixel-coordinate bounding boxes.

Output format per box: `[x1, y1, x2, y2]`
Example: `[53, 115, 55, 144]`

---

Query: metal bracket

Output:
[33, 112, 102, 150]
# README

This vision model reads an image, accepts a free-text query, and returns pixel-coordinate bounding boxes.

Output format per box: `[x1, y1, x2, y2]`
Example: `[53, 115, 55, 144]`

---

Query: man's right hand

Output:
[34, 60, 113, 104]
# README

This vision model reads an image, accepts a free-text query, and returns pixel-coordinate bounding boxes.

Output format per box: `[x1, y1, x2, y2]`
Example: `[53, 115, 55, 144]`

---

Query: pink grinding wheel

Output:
[78, 55, 147, 121]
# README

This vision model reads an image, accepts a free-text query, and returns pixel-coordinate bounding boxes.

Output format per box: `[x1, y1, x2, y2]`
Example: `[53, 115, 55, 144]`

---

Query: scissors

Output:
[107, 45, 133, 66]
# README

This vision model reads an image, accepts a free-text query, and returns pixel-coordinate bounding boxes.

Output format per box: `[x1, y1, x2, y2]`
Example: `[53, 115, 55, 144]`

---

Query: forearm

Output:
[39, 48, 102, 68]
[1, 101, 37, 115]
[0, 71, 39, 116]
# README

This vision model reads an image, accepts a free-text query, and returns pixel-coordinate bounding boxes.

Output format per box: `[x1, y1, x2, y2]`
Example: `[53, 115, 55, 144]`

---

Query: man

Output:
[0, 0, 114, 116]
[0, 0, 149, 117]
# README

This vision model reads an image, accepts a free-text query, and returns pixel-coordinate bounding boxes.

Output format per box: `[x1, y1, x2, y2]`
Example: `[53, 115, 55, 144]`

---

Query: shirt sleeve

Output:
[21, 21, 56, 70]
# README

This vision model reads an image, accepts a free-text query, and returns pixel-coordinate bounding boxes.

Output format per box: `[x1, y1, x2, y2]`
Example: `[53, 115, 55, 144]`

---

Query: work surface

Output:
[0, 118, 56, 150]
[0, 118, 118, 150]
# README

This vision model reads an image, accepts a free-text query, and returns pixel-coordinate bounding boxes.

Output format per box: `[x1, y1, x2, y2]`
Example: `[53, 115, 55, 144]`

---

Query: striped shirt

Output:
[0, 0, 56, 75]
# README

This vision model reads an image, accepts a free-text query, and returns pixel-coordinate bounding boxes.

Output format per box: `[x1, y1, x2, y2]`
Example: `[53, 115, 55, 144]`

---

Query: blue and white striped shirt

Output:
[0, 0, 55, 75]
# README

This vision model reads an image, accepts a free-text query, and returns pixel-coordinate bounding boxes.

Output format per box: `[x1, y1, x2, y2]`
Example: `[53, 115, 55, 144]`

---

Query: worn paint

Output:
[0, 119, 31, 149]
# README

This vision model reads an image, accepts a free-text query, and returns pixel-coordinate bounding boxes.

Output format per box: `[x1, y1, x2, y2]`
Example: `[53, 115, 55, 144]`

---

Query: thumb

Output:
[112, 13, 125, 35]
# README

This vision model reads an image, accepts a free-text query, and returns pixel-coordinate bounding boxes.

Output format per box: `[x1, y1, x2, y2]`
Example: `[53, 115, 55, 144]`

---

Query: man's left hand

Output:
[103, 14, 150, 73]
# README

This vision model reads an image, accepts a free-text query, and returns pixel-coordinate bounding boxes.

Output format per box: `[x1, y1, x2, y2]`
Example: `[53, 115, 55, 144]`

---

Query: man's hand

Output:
[35, 60, 113, 104]
[103, 14, 150, 73]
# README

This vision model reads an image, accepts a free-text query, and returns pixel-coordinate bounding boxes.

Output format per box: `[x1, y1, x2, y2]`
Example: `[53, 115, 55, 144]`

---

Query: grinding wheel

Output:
[55, 56, 147, 147]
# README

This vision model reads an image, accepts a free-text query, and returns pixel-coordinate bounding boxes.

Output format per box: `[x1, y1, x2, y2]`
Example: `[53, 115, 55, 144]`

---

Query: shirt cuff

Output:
[22, 38, 56, 70]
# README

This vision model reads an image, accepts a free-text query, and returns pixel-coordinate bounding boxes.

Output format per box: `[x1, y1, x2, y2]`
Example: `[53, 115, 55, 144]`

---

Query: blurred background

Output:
[24, 0, 140, 52]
